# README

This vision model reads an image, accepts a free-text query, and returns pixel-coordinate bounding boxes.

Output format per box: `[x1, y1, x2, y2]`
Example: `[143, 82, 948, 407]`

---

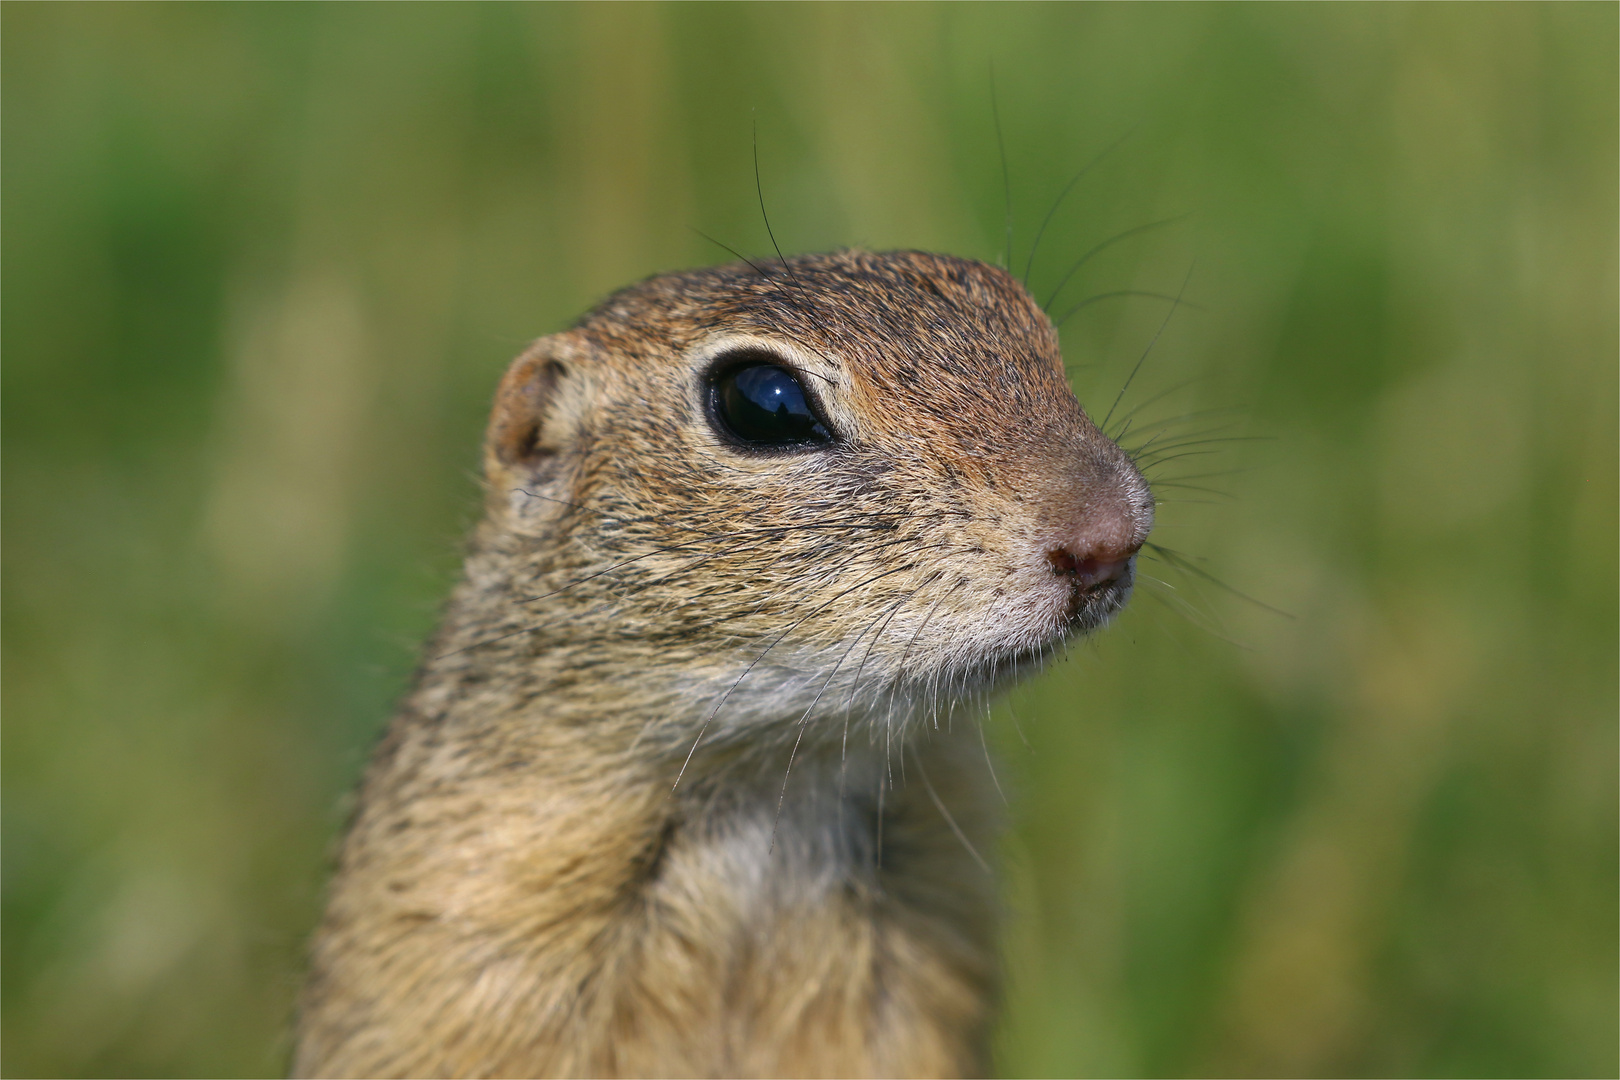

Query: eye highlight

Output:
[708, 356, 833, 448]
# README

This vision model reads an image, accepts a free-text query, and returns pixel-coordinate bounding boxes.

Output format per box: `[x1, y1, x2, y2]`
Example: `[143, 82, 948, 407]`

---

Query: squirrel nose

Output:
[1046, 541, 1138, 589]
[1045, 488, 1148, 591]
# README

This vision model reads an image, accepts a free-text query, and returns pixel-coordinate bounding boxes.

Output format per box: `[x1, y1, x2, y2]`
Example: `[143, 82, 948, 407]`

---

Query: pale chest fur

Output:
[296, 716, 998, 1079]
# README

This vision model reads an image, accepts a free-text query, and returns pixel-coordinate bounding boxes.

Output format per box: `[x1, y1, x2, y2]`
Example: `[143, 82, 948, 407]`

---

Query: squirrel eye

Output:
[709, 360, 832, 448]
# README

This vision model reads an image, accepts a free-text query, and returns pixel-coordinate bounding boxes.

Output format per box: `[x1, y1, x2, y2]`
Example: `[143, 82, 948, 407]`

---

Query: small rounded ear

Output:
[484, 336, 574, 495]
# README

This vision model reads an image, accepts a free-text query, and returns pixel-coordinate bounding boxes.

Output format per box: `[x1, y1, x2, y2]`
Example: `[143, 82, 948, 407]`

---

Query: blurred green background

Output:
[4, 3, 1615, 1077]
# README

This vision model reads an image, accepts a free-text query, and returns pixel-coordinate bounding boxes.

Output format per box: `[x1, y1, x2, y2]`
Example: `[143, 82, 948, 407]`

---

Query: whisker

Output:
[1127, 420, 1237, 453]
[978, 718, 1008, 807]
[516, 485, 970, 534]
[1023, 128, 1133, 286]
[1111, 402, 1246, 443]
[884, 587, 953, 722]
[1139, 581, 1253, 649]
[1125, 423, 1245, 460]
[1143, 541, 1292, 619]
[1043, 212, 1192, 312]
[911, 745, 991, 875]
[875, 767, 885, 869]
[443, 512, 919, 656]
[690, 228, 771, 280]
[843, 587, 924, 763]
[1137, 449, 1222, 471]
[1103, 378, 1220, 439]
[751, 124, 842, 384]
[769, 603, 900, 853]
[1100, 260, 1195, 433]
[1131, 434, 1270, 460]
[1054, 289, 1203, 330]
[1151, 467, 1258, 483]
[450, 516, 928, 660]
[990, 69, 1013, 269]
[1005, 660, 1032, 750]
[839, 592, 918, 817]
[1148, 481, 1236, 498]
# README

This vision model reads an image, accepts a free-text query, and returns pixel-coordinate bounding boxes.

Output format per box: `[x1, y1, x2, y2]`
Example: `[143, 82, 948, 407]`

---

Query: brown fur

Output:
[294, 251, 1152, 1078]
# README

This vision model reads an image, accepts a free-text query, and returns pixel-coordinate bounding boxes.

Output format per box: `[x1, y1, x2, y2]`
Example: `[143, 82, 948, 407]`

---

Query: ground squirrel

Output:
[294, 249, 1154, 1078]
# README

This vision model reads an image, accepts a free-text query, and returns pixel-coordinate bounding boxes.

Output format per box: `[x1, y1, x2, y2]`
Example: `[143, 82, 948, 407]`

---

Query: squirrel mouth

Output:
[969, 559, 1138, 689]
[1060, 555, 1137, 633]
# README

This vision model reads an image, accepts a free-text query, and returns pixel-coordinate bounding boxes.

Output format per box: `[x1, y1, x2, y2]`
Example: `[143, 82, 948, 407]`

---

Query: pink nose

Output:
[1046, 539, 1139, 590]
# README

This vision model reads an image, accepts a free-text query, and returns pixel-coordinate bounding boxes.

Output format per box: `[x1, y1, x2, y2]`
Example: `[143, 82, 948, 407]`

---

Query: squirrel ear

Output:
[485, 336, 572, 493]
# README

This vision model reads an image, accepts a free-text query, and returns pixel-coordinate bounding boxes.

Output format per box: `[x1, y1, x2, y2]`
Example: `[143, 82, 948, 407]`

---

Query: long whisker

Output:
[884, 586, 953, 723]
[1042, 212, 1192, 312]
[1055, 289, 1202, 329]
[1136, 449, 1222, 472]
[1138, 578, 1253, 649]
[769, 603, 901, 853]
[978, 718, 1007, 807]
[839, 591, 918, 809]
[844, 587, 923, 762]
[1100, 260, 1195, 433]
[751, 124, 845, 384]
[1142, 541, 1292, 618]
[990, 69, 1013, 269]
[1111, 402, 1245, 442]
[1150, 483, 1236, 500]
[1152, 467, 1257, 483]
[696, 205, 839, 387]
[911, 745, 991, 875]
[1022, 129, 1133, 286]
[690, 228, 771, 280]
[1131, 433, 1269, 458]
[515, 485, 968, 533]
[1125, 422, 1246, 460]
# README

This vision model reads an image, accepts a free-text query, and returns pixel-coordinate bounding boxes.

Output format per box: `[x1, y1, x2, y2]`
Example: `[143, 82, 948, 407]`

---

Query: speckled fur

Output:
[294, 251, 1152, 1078]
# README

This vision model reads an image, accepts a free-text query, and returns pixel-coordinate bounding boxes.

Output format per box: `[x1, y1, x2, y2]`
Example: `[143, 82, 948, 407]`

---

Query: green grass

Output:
[4, 4, 1615, 1076]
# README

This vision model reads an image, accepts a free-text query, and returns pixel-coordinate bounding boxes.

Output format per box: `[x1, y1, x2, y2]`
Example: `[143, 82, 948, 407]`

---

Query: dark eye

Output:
[709, 359, 833, 448]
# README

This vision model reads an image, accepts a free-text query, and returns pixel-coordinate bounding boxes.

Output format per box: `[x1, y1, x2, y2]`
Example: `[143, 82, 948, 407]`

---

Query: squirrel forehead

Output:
[574, 250, 1068, 389]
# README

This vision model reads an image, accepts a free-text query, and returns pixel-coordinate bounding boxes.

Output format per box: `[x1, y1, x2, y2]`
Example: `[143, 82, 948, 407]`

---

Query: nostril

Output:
[1047, 545, 1134, 589]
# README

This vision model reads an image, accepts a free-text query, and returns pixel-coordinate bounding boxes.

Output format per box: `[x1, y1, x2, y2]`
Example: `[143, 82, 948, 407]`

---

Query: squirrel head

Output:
[477, 250, 1152, 738]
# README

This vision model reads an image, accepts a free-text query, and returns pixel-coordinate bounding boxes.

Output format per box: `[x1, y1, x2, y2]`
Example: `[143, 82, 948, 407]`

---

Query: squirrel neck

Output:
[380, 537, 910, 910]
